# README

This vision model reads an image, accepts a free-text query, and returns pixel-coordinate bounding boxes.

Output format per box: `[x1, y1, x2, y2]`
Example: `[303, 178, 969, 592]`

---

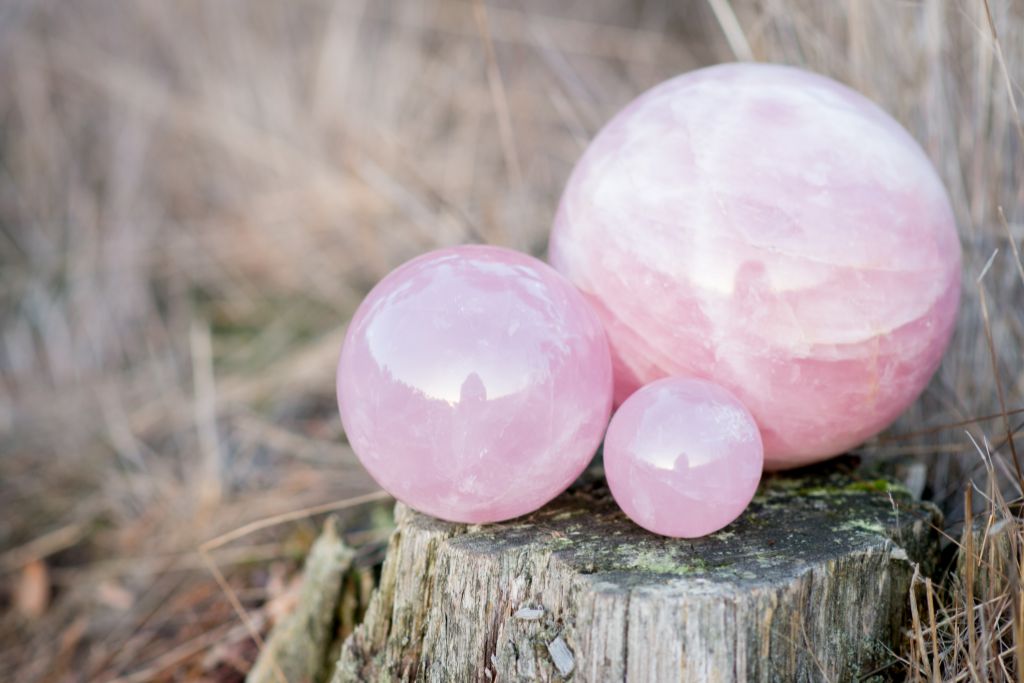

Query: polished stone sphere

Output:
[604, 377, 763, 538]
[550, 62, 961, 469]
[337, 245, 613, 523]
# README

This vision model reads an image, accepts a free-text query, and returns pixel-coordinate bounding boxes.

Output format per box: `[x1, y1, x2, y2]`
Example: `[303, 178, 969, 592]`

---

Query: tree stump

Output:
[329, 460, 940, 682]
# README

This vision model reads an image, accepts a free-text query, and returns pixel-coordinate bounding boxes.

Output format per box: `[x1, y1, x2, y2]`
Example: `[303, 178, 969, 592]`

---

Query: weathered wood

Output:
[248, 517, 354, 683]
[331, 461, 941, 682]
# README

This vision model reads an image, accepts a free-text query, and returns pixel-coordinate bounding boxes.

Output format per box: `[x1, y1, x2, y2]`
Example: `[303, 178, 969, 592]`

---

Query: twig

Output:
[966, 486, 979, 675]
[0, 521, 89, 571]
[199, 490, 389, 553]
[977, 283, 1023, 484]
[706, 0, 755, 61]
[926, 576, 940, 681]
[107, 621, 236, 683]
[473, 0, 523, 188]
[877, 407, 1024, 443]
[982, 0, 1024, 147]
[999, 207, 1024, 287]
[190, 318, 223, 511]
[199, 551, 286, 683]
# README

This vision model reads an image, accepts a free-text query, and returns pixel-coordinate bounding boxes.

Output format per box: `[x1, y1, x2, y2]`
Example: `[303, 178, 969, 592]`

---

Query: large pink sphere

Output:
[550, 63, 961, 469]
[337, 245, 613, 524]
[604, 377, 763, 538]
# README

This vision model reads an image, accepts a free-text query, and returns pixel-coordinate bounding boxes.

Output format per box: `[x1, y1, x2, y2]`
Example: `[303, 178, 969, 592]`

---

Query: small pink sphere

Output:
[337, 245, 613, 524]
[604, 377, 763, 538]
[550, 63, 961, 469]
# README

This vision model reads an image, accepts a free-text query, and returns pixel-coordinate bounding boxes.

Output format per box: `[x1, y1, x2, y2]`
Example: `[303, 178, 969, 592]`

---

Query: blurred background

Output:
[0, 0, 1021, 680]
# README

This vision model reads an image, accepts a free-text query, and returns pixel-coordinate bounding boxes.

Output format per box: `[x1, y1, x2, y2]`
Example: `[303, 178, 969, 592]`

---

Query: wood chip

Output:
[546, 636, 575, 677]
[513, 606, 544, 621]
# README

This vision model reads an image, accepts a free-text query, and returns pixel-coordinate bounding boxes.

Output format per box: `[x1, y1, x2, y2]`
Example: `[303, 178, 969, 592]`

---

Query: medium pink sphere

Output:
[550, 62, 961, 469]
[337, 245, 613, 524]
[604, 377, 763, 538]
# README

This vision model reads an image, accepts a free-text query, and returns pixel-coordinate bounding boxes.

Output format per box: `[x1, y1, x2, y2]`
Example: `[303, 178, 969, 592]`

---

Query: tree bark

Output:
[329, 460, 940, 682]
[248, 517, 354, 683]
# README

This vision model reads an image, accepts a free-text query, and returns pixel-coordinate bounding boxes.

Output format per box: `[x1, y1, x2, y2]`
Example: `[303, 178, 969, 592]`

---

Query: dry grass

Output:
[0, 0, 1021, 680]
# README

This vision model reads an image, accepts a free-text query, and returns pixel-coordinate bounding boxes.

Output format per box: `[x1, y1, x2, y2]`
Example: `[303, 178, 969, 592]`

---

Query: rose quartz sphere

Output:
[337, 245, 613, 524]
[604, 377, 763, 538]
[550, 62, 961, 470]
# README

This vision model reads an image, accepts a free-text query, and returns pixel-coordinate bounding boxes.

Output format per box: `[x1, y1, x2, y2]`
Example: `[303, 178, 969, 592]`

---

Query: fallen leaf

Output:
[97, 580, 135, 611]
[15, 559, 50, 618]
